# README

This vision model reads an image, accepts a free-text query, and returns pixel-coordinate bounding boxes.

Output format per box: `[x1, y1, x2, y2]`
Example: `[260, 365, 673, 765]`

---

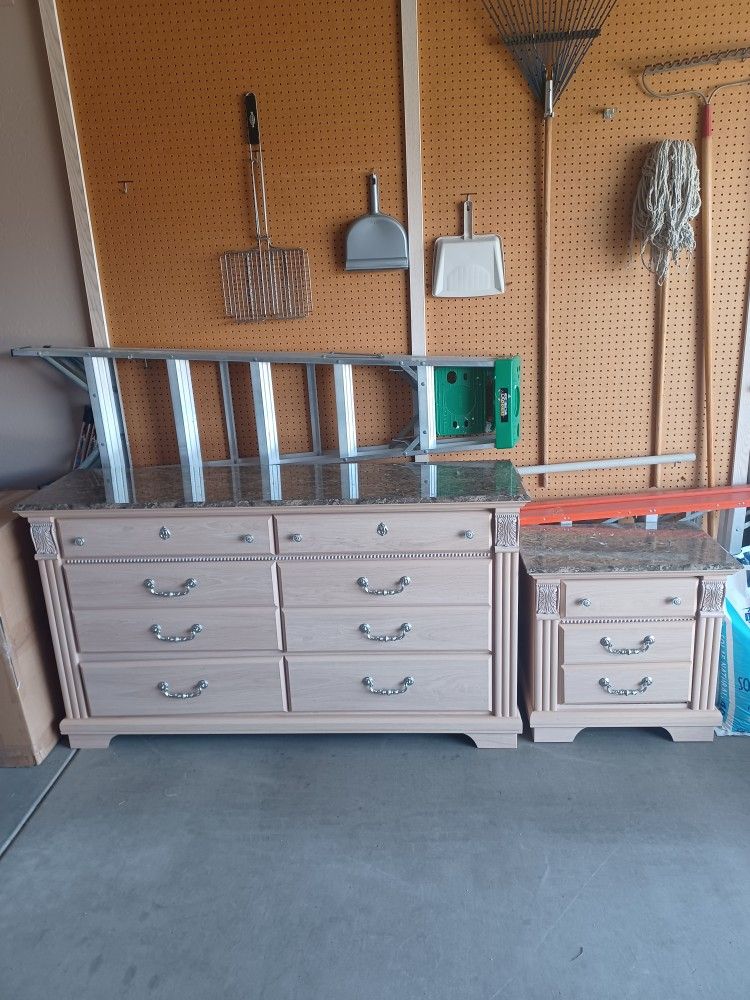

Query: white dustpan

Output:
[432, 196, 505, 297]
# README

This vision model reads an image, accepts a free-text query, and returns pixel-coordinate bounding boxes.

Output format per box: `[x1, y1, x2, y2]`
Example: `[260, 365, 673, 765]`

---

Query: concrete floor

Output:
[0, 729, 748, 1000]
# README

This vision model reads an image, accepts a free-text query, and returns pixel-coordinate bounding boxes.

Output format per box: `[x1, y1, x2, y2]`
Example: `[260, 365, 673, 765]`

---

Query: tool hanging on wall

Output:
[640, 47, 750, 501]
[483, 0, 618, 486]
[632, 140, 701, 488]
[220, 93, 312, 322]
[345, 173, 409, 271]
[432, 195, 505, 297]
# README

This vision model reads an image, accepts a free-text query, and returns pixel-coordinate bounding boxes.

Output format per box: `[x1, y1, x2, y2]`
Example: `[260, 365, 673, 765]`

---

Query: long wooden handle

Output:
[652, 275, 669, 488]
[702, 104, 716, 491]
[540, 114, 553, 489]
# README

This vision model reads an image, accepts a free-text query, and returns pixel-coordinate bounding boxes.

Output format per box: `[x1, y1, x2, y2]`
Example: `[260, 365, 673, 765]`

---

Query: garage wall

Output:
[0, 0, 88, 490]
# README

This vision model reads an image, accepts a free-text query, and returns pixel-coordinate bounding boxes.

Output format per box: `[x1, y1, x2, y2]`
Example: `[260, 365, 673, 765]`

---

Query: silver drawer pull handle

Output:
[376, 521, 389, 536]
[577, 597, 592, 607]
[600, 634, 655, 655]
[73, 536, 86, 547]
[151, 623, 204, 642]
[290, 533, 303, 543]
[599, 675, 653, 696]
[359, 622, 412, 642]
[463, 529, 475, 540]
[362, 675, 415, 696]
[159, 526, 171, 540]
[144, 577, 198, 598]
[357, 575, 411, 596]
[241, 534, 254, 544]
[670, 596, 682, 606]
[157, 679, 208, 699]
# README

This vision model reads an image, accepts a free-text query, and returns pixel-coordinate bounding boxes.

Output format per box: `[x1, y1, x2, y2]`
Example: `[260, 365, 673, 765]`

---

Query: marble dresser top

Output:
[16, 461, 529, 512]
[521, 524, 740, 576]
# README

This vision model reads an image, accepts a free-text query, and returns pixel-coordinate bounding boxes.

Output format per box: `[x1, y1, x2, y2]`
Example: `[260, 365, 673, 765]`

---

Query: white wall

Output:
[0, 0, 89, 490]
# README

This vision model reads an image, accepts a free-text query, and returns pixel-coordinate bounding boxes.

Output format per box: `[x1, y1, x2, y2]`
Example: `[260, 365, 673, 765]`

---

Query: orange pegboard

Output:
[56, 0, 750, 496]
[419, 0, 750, 497]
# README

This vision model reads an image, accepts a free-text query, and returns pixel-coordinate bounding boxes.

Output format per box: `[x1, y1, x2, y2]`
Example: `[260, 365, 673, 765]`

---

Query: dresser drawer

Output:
[275, 511, 491, 554]
[287, 654, 491, 713]
[57, 515, 274, 558]
[279, 557, 491, 607]
[74, 607, 282, 653]
[561, 663, 691, 705]
[561, 577, 697, 618]
[559, 621, 694, 665]
[82, 658, 285, 716]
[65, 561, 278, 610]
[284, 606, 491, 652]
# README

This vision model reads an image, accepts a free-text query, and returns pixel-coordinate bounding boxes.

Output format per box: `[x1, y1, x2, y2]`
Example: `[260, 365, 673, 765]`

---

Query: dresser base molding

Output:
[528, 706, 722, 743]
[60, 713, 522, 750]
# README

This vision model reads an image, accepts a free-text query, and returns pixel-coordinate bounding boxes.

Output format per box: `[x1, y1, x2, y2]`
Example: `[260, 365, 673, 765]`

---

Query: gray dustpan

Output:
[345, 173, 409, 271]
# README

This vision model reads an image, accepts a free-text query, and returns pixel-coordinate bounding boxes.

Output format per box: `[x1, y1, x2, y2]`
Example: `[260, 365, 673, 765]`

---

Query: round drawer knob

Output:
[241, 534, 254, 544]
[578, 597, 592, 608]
[290, 533, 303, 543]
[670, 596, 682, 606]
[73, 536, 85, 547]
[463, 529, 475, 540]
[159, 526, 171, 540]
[376, 522, 389, 537]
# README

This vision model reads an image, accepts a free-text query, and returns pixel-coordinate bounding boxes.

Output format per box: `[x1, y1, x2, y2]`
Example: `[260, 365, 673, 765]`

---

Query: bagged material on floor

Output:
[717, 557, 750, 735]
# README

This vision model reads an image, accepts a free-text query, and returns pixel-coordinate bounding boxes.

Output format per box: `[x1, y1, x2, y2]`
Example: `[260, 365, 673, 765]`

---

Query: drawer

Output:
[74, 607, 282, 653]
[279, 558, 491, 607]
[275, 511, 491, 554]
[57, 515, 274, 558]
[283, 606, 491, 652]
[561, 663, 691, 705]
[561, 577, 697, 618]
[287, 654, 491, 713]
[82, 658, 285, 716]
[65, 561, 278, 610]
[559, 621, 694, 665]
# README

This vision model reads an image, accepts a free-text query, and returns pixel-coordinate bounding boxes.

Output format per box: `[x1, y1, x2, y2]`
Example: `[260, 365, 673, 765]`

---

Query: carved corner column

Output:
[28, 518, 84, 720]
[534, 580, 560, 712]
[691, 577, 726, 712]
[493, 511, 520, 718]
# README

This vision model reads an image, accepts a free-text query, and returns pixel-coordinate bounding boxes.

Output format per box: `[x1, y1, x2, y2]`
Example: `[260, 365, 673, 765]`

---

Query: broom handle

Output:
[701, 103, 717, 514]
[652, 274, 669, 488]
[540, 114, 553, 488]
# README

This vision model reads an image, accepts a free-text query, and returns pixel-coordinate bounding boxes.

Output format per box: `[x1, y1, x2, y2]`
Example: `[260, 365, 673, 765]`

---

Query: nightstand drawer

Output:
[74, 607, 282, 653]
[82, 658, 285, 715]
[561, 663, 691, 705]
[560, 621, 694, 665]
[65, 561, 278, 609]
[275, 511, 491, 554]
[57, 515, 274, 558]
[561, 578, 697, 618]
[283, 606, 491, 652]
[278, 557, 491, 607]
[287, 654, 491, 713]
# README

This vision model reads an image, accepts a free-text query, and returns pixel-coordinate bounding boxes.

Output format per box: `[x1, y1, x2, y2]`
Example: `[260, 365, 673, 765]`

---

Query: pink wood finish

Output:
[73, 606, 283, 653]
[23, 501, 523, 749]
[283, 606, 491, 653]
[525, 565, 731, 743]
[275, 510, 491, 553]
[278, 557, 491, 607]
[561, 577, 697, 618]
[65, 560, 279, 609]
[57, 514, 274, 557]
[286, 654, 491, 713]
[560, 663, 691, 705]
[82, 658, 286, 715]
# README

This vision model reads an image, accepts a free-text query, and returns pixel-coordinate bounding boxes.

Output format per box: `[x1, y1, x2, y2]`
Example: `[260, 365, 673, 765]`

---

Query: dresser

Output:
[16, 461, 528, 750]
[521, 525, 739, 743]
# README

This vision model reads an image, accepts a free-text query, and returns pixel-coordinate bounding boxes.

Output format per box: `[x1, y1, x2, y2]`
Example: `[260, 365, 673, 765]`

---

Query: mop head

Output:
[632, 140, 701, 283]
